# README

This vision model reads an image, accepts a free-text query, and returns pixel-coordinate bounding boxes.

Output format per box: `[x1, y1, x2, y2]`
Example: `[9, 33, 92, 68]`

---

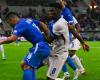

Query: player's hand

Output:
[82, 43, 89, 52]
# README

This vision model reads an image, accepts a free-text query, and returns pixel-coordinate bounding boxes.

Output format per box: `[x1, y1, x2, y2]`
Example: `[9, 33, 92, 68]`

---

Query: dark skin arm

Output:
[0, 35, 17, 44]
[75, 23, 81, 33]
[69, 24, 89, 52]
[0, 22, 52, 44]
[39, 22, 53, 43]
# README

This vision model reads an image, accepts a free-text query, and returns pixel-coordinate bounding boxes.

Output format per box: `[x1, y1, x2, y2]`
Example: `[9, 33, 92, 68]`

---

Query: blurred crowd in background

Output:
[0, 0, 100, 41]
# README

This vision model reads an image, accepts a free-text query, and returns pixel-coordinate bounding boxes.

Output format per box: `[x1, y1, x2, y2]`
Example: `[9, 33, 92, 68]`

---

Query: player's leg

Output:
[0, 45, 6, 60]
[22, 42, 51, 80]
[69, 50, 85, 74]
[47, 52, 68, 80]
[21, 61, 36, 80]
[62, 55, 78, 79]
[67, 55, 77, 71]
[69, 39, 85, 74]
[62, 63, 68, 73]
[67, 55, 80, 80]
[62, 63, 70, 79]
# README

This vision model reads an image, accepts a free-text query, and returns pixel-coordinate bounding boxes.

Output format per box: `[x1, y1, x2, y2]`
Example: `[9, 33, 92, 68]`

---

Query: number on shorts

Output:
[52, 68, 56, 74]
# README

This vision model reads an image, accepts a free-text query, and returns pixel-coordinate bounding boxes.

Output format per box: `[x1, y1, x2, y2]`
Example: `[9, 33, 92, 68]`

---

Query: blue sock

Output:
[67, 56, 76, 71]
[23, 69, 36, 80]
[62, 64, 68, 73]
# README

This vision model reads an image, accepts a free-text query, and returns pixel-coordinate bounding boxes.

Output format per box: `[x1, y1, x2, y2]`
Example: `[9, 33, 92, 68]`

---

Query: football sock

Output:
[23, 69, 36, 80]
[62, 64, 68, 73]
[72, 55, 84, 71]
[0, 45, 5, 59]
[67, 56, 76, 71]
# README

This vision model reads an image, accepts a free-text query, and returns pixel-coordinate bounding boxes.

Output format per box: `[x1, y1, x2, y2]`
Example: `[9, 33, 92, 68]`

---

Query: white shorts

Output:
[47, 51, 68, 79]
[69, 39, 81, 50]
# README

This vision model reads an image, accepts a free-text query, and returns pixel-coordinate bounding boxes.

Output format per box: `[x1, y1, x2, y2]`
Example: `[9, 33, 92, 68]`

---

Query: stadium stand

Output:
[0, 0, 100, 40]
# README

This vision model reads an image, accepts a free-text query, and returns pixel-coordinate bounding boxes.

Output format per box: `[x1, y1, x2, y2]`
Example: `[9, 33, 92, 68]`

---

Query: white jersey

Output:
[52, 17, 69, 52]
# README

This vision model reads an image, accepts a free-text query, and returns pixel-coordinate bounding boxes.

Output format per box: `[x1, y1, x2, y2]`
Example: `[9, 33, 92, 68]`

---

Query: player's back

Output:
[13, 18, 44, 45]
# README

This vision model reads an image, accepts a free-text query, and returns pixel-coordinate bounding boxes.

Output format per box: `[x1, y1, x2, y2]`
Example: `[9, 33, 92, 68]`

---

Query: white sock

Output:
[72, 55, 84, 71]
[0, 45, 5, 59]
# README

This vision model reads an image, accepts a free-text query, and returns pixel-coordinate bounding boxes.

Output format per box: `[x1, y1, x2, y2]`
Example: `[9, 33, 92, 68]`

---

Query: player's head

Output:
[47, 8, 60, 21]
[48, 9, 56, 20]
[5, 12, 20, 26]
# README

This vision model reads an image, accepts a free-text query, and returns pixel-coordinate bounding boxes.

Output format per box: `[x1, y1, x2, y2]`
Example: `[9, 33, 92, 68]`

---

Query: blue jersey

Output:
[13, 18, 44, 45]
[47, 20, 57, 39]
[61, 7, 74, 42]
[60, 7, 74, 24]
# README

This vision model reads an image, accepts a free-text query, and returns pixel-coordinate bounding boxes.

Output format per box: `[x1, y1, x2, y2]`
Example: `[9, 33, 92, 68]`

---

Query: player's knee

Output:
[20, 61, 32, 70]
[20, 60, 25, 69]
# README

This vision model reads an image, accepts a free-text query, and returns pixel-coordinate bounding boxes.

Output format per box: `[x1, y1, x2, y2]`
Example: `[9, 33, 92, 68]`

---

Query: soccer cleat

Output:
[2, 57, 6, 61]
[62, 72, 70, 80]
[73, 69, 80, 80]
[80, 70, 86, 75]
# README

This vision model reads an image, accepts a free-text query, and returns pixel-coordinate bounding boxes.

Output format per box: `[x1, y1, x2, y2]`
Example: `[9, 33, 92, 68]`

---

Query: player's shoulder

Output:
[14, 19, 26, 29]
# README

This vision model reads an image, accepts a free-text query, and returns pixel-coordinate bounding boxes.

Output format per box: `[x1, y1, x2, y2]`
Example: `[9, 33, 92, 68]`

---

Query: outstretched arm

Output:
[0, 35, 17, 44]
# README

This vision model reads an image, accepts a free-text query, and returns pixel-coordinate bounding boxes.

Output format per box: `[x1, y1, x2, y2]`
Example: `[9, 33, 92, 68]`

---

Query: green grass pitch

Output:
[0, 41, 100, 80]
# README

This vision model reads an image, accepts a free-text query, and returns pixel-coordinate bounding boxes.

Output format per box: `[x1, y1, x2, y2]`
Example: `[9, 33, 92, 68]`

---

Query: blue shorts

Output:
[24, 42, 51, 68]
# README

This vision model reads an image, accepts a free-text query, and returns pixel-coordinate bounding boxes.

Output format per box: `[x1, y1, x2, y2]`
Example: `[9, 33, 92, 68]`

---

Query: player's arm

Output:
[0, 22, 25, 45]
[73, 16, 81, 33]
[75, 23, 81, 33]
[39, 22, 53, 43]
[0, 35, 17, 44]
[69, 24, 89, 52]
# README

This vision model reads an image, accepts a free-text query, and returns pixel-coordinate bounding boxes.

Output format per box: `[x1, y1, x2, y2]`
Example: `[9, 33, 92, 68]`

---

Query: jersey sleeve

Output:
[73, 16, 78, 24]
[33, 20, 40, 27]
[13, 23, 26, 37]
[61, 7, 74, 24]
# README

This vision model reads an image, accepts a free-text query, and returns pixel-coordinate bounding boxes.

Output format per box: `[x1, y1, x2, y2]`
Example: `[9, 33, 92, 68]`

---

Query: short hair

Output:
[5, 12, 20, 20]
[49, 3, 62, 9]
